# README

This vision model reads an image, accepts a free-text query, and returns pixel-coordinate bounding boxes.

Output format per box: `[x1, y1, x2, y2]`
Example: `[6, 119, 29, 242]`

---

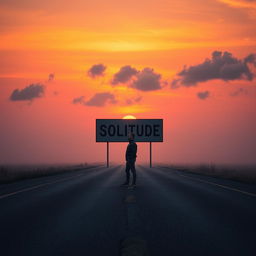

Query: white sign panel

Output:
[96, 119, 163, 142]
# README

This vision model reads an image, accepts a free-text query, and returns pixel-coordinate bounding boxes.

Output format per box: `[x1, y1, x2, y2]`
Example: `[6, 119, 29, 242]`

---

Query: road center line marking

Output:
[0, 173, 84, 200]
[179, 173, 256, 198]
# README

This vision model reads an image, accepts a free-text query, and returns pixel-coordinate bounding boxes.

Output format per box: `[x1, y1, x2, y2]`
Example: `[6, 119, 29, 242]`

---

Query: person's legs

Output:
[130, 161, 136, 185]
[124, 161, 131, 184]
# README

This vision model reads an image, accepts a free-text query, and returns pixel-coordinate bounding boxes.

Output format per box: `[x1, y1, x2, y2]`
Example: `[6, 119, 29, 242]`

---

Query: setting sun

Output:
[122, 115, 137, 119]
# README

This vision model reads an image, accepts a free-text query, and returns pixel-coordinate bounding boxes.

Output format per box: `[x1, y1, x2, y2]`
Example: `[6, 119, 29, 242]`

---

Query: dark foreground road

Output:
[0, 164, 256, 256]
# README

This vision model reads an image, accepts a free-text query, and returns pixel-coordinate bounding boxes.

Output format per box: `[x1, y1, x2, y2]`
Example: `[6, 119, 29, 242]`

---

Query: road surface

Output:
[0, 164, 256, 256]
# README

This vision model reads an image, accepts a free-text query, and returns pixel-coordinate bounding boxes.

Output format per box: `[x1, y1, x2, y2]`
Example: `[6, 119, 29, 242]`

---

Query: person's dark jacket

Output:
[126, 140, 137, 162]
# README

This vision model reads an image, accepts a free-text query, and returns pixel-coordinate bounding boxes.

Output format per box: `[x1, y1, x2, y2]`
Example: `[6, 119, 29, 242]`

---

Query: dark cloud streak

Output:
[125, 96, 142, 105]
[10, 83, 45, 101]
[230, 88, 248, 96]
[197, 91, 210, 100]
[172, 51, 256, 87]
[131, 67, 162, 91]
[112, 65, 138, 85]
[87, 64, 106, 78]
[72, 92, 117, 107]
[48, 73, 55, 82]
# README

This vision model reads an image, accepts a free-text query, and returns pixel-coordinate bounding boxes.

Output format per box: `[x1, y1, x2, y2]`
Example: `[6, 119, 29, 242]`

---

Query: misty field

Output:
[0, 163, 96, 184]
[162, 163, 256, 184]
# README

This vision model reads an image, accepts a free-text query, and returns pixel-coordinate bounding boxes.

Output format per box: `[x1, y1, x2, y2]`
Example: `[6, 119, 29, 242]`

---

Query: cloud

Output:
[244, 53, 256, 66]
[197, 91, 210, 100]
[72, 96, 85, 104]
[86, 92, 117, 106]
[172, 51, 256, 87]
[218, 0, 256, 9]
[126, 96, 142, 105]
[170, 79, 180, 89]
[134, 96, 142, 102]
[111, 65, 138, 85]
[10, 83, 45, 101]
[110, 65, 163, 91]
[48, 73, 55, 82]
[87, 64, 106, 78]
[73, 92, 117, 107]
[230, 87, 249, 96]
[131, 68, 162, 91]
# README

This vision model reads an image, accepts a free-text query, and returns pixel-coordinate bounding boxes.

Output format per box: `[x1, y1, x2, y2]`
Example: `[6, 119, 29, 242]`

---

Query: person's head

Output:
[128, 132, 135, 142]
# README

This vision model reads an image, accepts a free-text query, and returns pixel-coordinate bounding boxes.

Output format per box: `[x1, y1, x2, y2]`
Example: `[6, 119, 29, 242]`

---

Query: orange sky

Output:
[0, 0, 256, 165]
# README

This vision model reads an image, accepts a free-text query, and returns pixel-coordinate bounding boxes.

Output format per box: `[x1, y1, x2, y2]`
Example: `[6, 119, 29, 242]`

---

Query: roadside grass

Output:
[161, 163, 256, 185]
[0, 163, 99, 184]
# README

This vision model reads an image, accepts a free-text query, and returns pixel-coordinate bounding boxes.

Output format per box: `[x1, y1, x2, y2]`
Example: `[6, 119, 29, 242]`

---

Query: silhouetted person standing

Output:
[122, 132, 137, 188]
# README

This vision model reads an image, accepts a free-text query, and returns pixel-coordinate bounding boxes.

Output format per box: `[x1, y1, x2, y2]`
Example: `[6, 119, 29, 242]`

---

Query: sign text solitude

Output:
[96, 119, 163, 142]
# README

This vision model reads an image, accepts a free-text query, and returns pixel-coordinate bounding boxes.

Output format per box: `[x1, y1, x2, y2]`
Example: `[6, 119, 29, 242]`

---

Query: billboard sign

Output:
[96, 119, 163, 142]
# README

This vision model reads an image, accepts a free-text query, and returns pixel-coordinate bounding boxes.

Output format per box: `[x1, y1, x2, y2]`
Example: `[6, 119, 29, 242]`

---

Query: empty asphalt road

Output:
[0, 164, 256, 256]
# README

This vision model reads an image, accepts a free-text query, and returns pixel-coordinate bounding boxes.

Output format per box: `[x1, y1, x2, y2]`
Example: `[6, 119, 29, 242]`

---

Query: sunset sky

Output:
[1, 0, 256, 165]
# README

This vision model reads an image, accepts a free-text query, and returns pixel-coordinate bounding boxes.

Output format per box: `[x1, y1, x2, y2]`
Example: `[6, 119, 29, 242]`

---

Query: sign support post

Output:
[150, 142, 152, 168]
[96, 119, 163, 167]
[107, 142, 109, 168]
